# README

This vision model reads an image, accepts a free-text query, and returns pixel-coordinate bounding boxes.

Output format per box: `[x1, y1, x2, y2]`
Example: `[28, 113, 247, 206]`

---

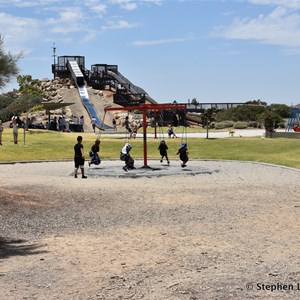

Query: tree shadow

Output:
[0, 237, 47, 259]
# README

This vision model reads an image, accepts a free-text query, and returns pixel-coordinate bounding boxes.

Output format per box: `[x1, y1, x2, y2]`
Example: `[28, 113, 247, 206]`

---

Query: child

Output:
[120, 143, 135, 172]
[132, 124, 138, 139]
[74, 135, 87, 178]
[158, 140, 170, 165]
[125, 116, 133, 139]
[167, 124, 177, 138]
[12, 118, 18, 144]
[177, 142, 189, 168]
[88, 139, 101, 167]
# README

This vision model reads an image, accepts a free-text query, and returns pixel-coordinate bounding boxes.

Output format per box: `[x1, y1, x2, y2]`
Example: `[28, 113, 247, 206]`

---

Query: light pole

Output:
[52, 42, 56, 79]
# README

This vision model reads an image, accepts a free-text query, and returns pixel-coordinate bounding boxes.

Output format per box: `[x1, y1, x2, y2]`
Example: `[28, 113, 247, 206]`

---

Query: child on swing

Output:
[177, 142, 189, 168]
[120, 143, 135, 172]
[158, 140, 170, 165]
[88, 138, 101, 167]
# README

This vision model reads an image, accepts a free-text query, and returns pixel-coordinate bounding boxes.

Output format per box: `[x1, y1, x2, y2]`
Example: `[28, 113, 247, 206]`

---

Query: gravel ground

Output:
[1, 160, 300, 300]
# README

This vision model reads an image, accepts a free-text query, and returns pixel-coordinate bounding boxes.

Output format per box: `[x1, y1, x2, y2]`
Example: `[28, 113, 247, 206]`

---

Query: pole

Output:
[143, 109, 147, 167]
[154, 111, 157, 139]
[52, 42, 56, 79]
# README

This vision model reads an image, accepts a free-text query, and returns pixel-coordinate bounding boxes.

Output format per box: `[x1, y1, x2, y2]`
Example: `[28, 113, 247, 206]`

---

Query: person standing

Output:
[74, 135, 87, 178]
[124, 116, 132, 139]
[79, 116, 84, 132]
[91, 116, 96, 133]
[0, 120, 3, 145]
[167, 124, 177, 138]
[12, 119, 18, 144]
[112, 118, 117, 131]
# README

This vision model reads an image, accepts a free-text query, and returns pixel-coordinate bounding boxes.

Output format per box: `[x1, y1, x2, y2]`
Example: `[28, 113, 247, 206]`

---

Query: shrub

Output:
[234, 122, 248, 129]
[214, 120, 235, 129]
[248, 121, 259, 128]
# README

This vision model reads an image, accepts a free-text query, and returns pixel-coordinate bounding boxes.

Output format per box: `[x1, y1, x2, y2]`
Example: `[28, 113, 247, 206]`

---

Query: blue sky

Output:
[1, 0, 300, 105]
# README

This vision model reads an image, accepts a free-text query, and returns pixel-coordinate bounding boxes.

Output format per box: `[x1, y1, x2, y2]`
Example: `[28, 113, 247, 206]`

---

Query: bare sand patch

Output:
[0, 160, 300, 299]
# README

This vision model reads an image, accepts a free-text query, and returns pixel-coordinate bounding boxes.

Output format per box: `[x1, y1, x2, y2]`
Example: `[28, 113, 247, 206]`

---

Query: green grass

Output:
[1, 129, 300, 169]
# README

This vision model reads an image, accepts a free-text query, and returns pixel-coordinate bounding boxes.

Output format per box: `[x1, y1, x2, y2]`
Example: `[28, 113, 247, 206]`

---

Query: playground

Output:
[1, 55, 300, 299]
[1, 160, 300, 299]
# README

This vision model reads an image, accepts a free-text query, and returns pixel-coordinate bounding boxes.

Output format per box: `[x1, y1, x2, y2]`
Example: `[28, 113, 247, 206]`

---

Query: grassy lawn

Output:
[1, 129, 300, 169]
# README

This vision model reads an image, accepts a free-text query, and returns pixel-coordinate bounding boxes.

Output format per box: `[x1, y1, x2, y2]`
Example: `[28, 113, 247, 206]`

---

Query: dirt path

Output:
[1, 160, 300, 299]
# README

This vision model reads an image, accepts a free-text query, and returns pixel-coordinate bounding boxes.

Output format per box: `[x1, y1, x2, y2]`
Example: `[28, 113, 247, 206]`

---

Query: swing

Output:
[88, 110, 108, 166]
[97, 110, 106, 139]
[178, 110, 189, 168]
[157, 109, 165, 140]
[180, 110, 188, 145]
[124, 111, 132, 141]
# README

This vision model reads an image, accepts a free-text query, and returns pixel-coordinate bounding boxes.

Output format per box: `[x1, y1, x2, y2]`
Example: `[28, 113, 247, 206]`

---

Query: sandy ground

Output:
[1, 160, 300, 300]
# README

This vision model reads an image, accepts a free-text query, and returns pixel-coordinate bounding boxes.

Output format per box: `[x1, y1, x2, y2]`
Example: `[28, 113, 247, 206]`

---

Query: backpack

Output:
[120, 152, 127, 161]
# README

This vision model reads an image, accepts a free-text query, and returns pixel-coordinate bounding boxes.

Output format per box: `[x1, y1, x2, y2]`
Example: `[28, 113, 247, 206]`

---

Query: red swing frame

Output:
[105, 103, 186, 167]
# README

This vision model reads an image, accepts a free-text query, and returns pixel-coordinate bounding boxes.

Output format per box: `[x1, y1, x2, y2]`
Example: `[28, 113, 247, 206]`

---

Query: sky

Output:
[1, 0, 300, 106]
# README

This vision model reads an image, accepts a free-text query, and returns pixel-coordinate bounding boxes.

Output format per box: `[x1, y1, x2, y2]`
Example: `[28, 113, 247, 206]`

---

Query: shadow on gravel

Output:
[0, 237, 47, 259]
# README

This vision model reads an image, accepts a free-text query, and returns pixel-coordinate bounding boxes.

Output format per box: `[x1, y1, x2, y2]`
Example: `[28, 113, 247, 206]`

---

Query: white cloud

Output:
[249, 0, 300, 9]
[214, 6, 300, 49]
[142, 0, 163, 4]
[108, 0, 163, 10]
[0, 12, 41, 53]
[132, 36, 192, 46]
[83, 0, 107, 15]
[46, 7, 87, 33]
[0, 0, 62, 8]
[109, 0, 138, 11]
[101, 20, 141, 30]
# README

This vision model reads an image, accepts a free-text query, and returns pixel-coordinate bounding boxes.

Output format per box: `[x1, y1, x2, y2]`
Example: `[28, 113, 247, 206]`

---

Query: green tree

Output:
[269, 104, 291, 118]
[17, 75, 44, 129]
[258, 108, 283, 135]
[215, 105, 265, 123]
[0, 90, 19, 120]
[0, 34, 22, 89]
[201, 108, 216, 139]
[245, 99, 267, 106]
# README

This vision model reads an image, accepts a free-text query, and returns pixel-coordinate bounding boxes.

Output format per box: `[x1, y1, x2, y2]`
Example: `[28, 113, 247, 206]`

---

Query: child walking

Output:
[167, 124, 177, 138]
[74, 135, 87, 178]
[177, 142, 189, 167]
[158, 140, 170, 165]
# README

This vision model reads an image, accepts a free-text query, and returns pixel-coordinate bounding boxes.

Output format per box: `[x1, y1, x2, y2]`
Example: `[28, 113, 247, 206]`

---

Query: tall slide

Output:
[67, 60, 112, 130]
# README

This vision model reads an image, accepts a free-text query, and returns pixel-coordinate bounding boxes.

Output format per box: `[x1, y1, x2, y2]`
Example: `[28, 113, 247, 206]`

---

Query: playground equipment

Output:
[286, 107, 300, 132]
[104, 103, 186, 168]
[51, 55, 244, 132]
[67, 59, 112, 130]
[52, 56, 157, 129]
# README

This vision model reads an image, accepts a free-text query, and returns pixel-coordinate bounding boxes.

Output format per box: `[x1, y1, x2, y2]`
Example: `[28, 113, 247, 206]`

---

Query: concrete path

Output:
[98, 128, 269, 139]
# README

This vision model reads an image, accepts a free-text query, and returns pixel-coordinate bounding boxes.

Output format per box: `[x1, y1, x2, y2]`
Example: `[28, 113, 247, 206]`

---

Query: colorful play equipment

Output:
[286, 107, 300, 132]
